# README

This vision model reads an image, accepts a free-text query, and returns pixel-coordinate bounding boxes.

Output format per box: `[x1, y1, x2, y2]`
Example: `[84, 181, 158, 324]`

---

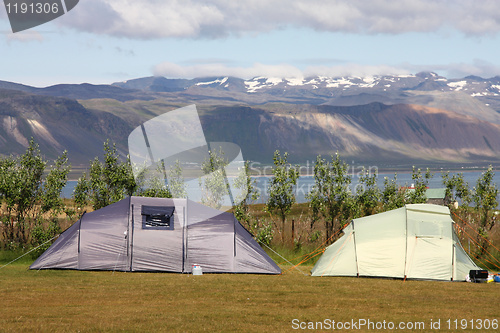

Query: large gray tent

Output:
[30, 196, 281, 274]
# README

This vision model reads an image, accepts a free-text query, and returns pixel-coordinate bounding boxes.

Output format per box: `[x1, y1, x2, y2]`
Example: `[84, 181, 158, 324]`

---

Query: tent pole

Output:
[76, 212, 85, 270]
[224, 175, 236, 257]
[451, 220, 455, 281]
[182, 202, 186, 273]
[185, 199, 190, 273]
[126, 197, 131, 258]
[351, 220, 359, 277]
[403, 206, 408, 281]
[129, 204, 135, 272]
[77, 212, 85, 254]
[452, 245, 455, 281]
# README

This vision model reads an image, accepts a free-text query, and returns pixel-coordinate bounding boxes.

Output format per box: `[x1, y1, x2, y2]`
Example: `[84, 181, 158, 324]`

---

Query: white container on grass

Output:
[192, 264, 203, 275]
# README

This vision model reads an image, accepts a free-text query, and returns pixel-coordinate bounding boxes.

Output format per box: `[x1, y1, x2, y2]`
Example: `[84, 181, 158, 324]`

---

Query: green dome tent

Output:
[312, 204, 480, 281]
[30, 196, 280, 275]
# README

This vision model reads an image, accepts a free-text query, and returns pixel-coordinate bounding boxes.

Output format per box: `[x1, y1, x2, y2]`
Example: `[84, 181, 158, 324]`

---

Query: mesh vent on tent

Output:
[416, 220, 443, 238]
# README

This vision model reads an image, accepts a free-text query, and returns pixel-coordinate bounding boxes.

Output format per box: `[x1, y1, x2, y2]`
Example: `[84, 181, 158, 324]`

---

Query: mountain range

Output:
[1, 72, 500, 169]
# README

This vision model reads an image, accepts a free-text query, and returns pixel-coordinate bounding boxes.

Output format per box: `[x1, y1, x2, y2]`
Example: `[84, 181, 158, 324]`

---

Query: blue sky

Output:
[1, 0, 500, 87]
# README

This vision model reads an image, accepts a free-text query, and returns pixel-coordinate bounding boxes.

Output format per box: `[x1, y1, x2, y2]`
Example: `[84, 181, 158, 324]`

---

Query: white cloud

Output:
[58, 0, 122, 34]
[303, 64, 411, 78]
[153, 61, 411, 79]
[370, 59, 500, 79]
[58, 0, 225, 38]
[57, 0, 500, 39]
[154, 60, 500, 80]
[153, 62, 304, 79]
[6, 31, 44, 43]
[428, 60, 500, 79]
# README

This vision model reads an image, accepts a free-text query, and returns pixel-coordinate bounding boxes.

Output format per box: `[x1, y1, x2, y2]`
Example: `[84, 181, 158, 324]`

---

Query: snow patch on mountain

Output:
[196, 77, 228, 86]
[447, 81, 467, 90]
[287, 78, 306, 86]
[359, 76, 377, 88]
[325, 77, 356, 88]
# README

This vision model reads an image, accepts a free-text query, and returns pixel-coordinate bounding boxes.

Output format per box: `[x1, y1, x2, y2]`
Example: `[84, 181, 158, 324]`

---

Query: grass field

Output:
[1, 259, 499, 332]
[1, 201, 499, 332]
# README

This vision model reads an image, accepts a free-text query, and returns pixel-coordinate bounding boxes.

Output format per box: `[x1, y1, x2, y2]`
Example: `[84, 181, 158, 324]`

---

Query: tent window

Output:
[141, 206, 175, 230]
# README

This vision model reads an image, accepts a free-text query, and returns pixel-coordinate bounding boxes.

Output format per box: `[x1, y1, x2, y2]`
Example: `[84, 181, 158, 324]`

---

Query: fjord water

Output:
[61, 170, 500, 204]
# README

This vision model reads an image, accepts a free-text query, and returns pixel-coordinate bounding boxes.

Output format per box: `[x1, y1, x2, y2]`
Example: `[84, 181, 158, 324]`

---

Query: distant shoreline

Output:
[65, 165, 500, 182]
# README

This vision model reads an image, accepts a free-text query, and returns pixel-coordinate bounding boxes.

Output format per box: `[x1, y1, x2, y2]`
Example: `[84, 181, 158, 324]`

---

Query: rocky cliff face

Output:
[200, 103, 500, 164]
[1, 73, 500, 168]
[0, 89, 132, 164]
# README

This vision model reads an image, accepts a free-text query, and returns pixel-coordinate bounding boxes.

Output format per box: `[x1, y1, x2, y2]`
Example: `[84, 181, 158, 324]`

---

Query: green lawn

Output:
[1, 262, 498, 332]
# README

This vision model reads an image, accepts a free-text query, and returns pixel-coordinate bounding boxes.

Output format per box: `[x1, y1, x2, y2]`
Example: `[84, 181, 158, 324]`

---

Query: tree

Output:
[0, 156, 17, 243]
[454, 173, 472, 207]
[381, 173, 406, 211]
[199, 148, 230, 210]
[306, 154, 352, 243]
[354, 167, 381, 217]
[74, 141, 136, 210]
[9, 139, 46, 243]
[167, 160, 187, 198]
[41, 151, 71, 215]
[231, 161, 274, 246]
[472, 165, 498, 256]
[407, 166, 432, 204]
[441, 171, 472, 207]
[0, 139, 70, 248]
[134, 160, 172, 198]
[233, 160, 259, 230]
[135, 159, 188, 198]
[32, 150, 71, 255]
[266, 151, 299, 243]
